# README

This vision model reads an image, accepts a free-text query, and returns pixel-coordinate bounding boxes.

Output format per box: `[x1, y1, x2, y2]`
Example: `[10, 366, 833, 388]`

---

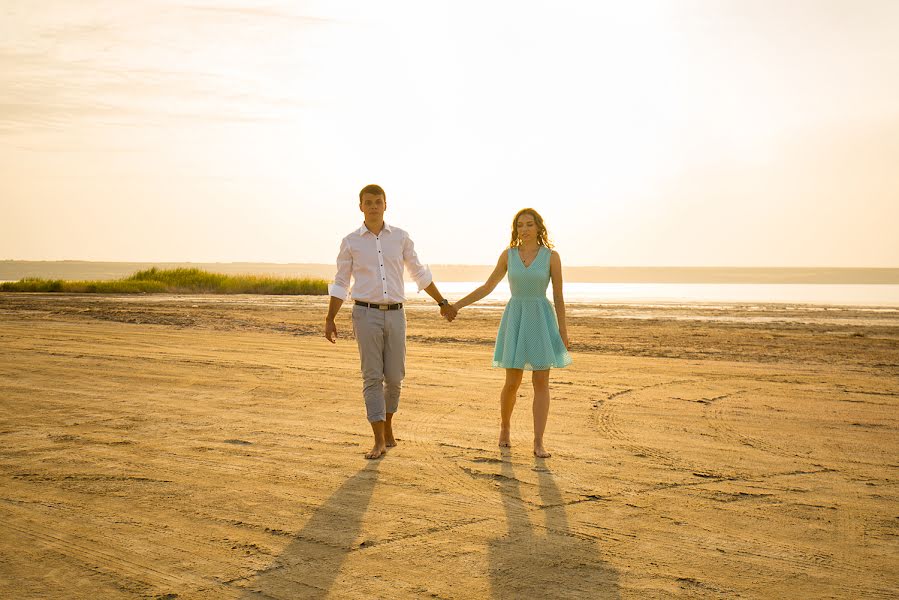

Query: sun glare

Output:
[1, 1, 897, 266]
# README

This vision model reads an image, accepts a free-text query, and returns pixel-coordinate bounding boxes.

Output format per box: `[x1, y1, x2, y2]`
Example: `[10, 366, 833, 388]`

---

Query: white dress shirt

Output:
[328, 222, 433, 304]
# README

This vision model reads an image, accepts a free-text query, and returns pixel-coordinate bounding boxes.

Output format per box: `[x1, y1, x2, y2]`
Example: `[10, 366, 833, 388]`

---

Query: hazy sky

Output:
[2, 0, 898, 266]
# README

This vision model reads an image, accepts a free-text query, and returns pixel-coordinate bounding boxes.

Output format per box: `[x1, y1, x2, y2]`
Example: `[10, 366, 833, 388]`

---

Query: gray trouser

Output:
[352, 305, 406, 423]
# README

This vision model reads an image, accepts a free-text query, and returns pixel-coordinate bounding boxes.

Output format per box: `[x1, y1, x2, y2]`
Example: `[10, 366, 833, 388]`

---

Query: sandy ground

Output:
[0, 293, 897, 599]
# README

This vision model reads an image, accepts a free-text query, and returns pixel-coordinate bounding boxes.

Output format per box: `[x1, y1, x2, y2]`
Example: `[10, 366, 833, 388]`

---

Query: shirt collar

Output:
[357, 222, 392, 236]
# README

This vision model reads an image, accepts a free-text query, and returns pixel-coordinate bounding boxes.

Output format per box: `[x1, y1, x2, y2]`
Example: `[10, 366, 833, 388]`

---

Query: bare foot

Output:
[365, 444, 387, 459]
[498, 426, 512, 448]
[385, 424, 397, 448]
[533, 444, 551, 458]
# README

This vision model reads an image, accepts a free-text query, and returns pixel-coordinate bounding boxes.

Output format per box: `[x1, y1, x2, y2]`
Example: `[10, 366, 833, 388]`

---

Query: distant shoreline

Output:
[1, 260, 898, 284]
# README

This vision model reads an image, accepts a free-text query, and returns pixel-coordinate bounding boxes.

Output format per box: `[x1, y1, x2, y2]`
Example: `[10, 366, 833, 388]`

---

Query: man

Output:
[325, 184, 456, 459]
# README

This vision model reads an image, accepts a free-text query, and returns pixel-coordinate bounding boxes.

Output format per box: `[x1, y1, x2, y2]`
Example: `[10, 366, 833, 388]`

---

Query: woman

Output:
[451, 208, 571, 457]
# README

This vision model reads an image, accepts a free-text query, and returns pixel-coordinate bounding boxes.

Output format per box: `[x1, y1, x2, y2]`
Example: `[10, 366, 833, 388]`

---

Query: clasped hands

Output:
[439, 302, 458, 322]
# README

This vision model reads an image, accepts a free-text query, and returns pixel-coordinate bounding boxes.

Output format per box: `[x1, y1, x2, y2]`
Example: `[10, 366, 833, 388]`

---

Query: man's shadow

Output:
[239, 461, 379, 599]
[488, 452, 620, 599]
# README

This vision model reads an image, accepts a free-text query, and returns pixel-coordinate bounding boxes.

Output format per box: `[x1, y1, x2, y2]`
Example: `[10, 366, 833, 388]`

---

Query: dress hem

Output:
[491, 360, 572, 371]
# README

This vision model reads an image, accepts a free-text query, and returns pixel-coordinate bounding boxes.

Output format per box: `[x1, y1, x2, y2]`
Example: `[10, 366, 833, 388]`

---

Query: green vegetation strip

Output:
[0, 268, 329, 295]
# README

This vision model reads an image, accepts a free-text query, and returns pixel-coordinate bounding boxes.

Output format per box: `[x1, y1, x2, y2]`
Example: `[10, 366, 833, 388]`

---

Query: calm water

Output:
[408, 282, 899, 307]
[4, 280, 898, 307]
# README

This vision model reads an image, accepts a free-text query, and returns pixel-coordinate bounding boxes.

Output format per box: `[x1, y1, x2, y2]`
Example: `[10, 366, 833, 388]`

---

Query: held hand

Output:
[440, 303, 457, 322]
[324, 319, 338, 344]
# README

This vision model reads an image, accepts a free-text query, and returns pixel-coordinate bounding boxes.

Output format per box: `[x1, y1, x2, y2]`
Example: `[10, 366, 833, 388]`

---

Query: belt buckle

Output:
[378, 304, 388, 311]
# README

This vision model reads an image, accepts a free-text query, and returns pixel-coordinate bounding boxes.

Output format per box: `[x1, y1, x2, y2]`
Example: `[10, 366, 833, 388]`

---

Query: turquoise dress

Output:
[493, 246, 572, 370]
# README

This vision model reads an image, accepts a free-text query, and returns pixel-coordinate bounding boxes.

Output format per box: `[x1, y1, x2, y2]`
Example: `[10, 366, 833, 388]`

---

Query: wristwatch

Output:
[438, 299, 450, 307]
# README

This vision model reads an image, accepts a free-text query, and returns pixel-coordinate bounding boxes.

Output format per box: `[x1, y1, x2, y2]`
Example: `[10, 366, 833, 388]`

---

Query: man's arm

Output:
[421, 282, 444, 303]
[325, 238, 352, 343]
[324, 296, 344, 343]
[402, 234, 456, 320]
[421, 282, 456, 321]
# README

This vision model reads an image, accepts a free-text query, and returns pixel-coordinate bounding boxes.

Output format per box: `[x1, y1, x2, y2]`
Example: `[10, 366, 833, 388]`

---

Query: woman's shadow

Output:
[488, 451, 620, 599]
[238, 461, 379, 599]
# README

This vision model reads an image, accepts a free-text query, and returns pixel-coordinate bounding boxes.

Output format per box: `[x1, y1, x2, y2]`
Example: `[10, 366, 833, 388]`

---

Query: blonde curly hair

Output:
[509, 208, 553, 248]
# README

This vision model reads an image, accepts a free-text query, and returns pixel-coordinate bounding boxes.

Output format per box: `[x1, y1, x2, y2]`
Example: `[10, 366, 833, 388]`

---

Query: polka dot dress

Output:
[493, 246, 572, 370]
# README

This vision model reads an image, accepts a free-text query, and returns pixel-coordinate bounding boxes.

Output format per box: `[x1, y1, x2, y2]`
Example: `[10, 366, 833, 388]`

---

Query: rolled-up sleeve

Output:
[402, 234, 433, 292]
[328, 237, 352, 299]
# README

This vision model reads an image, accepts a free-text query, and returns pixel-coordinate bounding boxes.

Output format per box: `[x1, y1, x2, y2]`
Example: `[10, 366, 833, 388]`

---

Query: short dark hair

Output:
[359, 184, 386, 201]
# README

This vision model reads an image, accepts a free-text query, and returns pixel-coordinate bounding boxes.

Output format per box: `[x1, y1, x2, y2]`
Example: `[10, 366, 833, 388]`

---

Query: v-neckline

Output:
[517, 246, 541, 269]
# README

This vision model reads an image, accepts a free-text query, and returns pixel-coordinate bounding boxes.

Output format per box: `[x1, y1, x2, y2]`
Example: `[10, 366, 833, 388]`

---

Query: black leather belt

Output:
[354, 300, 403, 311]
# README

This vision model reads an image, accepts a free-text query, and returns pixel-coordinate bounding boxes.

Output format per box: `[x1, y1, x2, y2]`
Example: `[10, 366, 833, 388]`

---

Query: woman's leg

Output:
[532, 369, 551, 457]
[500, 369, 523, 447]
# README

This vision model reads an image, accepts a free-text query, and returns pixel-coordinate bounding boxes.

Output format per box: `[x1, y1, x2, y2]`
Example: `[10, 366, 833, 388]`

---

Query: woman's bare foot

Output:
[533, 444, 551, 458]
[498, 426, 512, 447]
[365, 443, 387, 459]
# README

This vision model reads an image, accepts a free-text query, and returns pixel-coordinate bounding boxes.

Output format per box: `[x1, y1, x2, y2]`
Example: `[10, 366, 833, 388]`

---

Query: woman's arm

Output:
[453, 251, 508, 311]
[550, 250, 570, 349]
